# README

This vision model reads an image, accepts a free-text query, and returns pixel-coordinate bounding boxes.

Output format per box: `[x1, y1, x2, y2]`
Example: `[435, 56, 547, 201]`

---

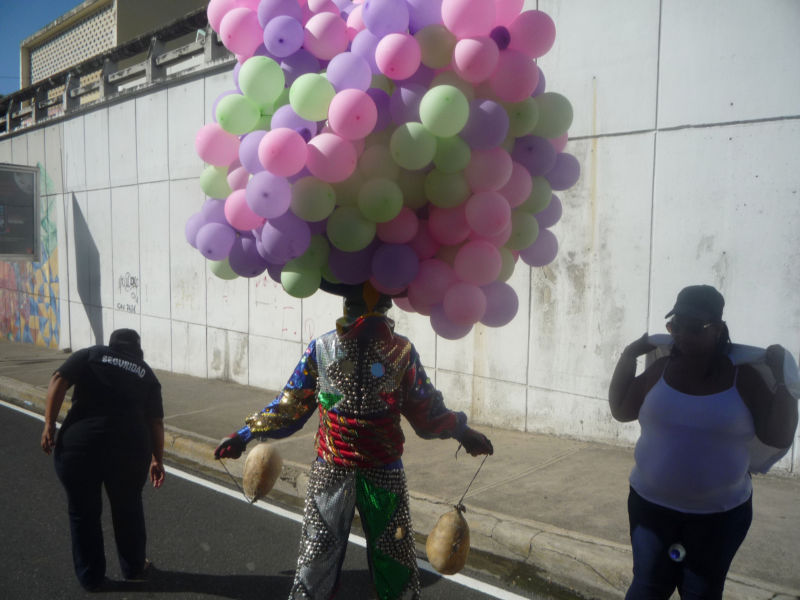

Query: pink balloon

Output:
[466, 147, 513, 192]
[443, 281, 486, 325]
[328, 89, 378, 140]
[469, 219, 511, 246]
[480, 281, 518, 327]
[307, 0, 338, 14]
[375, 33, 422, 81]
[441, 0, 495, 38]
[393, 296, 416, 313]
[219, 8, 264, 57]
[195, 123, 240, 166]
[225, 189, 266, 231]
[304, 12, 348, 60]
[227, 165, 250, 190]
[430, 303, 473, 339]
[465, 191, 510, 237]
[452, 37, 499, 83]
[409, 223, 440, 258]
[345, 4, 365, 39]
[508, 10, 556, 58]
[549, 132, 569, 153]
[454, 240, 501, 285]
[306, 133, 357, 182]
[377, 207, 419, 243]
[258, 128, 308, 176]
[519, 228, 558, 266]
[490, 50, 539, 102]
[208, 0, 238, 33]
[499, 161, 532, 208]
[494, 0, 524, 27]
[408, 258, 456, 308]
[428, 205, 470, 246]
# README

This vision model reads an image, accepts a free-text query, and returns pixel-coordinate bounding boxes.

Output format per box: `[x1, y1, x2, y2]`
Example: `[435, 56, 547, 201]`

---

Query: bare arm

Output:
[608, 334, 658, 422]
[148, 417, 166, 488]
[41, 372, 71, 454]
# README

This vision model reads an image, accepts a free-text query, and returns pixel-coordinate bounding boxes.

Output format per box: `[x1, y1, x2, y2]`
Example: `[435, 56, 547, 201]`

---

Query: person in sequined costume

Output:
[215, 284, 493, 599]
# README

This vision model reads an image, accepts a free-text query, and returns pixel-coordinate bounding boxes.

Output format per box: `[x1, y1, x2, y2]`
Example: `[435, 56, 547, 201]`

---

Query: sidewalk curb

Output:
[3, 375, 794, 600]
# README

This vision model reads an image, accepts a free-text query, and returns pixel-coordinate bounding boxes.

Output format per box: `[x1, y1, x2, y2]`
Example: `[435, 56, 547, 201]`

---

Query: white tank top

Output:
[629, 370, 754, 513]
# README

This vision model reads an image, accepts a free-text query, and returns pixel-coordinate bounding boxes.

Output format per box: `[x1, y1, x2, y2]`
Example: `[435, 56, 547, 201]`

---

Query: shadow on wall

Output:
[71, 194, 103, 344]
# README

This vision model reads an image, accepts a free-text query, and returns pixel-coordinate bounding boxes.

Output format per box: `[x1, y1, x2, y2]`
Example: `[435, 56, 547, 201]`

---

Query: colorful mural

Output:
[0, 163, 59, 347]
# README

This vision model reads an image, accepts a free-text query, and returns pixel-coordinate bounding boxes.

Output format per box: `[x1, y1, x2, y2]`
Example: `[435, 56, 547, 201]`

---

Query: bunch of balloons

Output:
[186, 0, 580, 340]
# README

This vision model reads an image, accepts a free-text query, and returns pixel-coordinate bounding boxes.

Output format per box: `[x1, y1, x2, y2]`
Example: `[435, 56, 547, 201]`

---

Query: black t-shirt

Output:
[56, 345, 163, 452]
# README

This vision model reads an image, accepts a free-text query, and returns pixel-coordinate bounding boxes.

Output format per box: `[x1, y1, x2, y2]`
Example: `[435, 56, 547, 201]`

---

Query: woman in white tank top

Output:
[608, 285, 797, 600]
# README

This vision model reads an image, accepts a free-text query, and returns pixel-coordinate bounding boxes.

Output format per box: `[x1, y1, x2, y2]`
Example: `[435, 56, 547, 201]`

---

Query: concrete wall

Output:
[1, 0, 798, 471]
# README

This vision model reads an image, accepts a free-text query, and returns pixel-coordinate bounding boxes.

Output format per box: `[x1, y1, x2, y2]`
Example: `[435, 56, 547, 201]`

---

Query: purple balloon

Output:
[195, 222, 236, 260]
[232, 63, 242, 91]
[328, 243, 376, 284]
[519, 228, 558, 267]
[397, 64, 435, 88]
[490, 26, 511, 51]
[390, 84, 426, 125]
[263, 15, 304, 58]
[308, 219, 327, 235]
[371, 244, 419, 290]
[266, 260, 283, 283]
[281, 49, 321, 86]
[406, 0, 442, 32]
[252, 43, 278, 60]
[229, 236, 269, 277]
[326, 52, 372, 91]
[366, 88, 391, 132]
[535, 195, 562, 228]
[512, 135, 557, 176]
[260, 211, 311, 262]
[532, 67, 546, 97]
[362, 0, 409, 37]
[270, 104, 318, 137]
[479, 281, 518, 327]
[460, 99, 509, 149]
[350, 29, 381, 74]
[246, 171, 292, 218]
[185, 212, 206, 248]
[257, 0, 302, 28]
[545, 153, 581, 191]
[430, 303, 473, 340]
[201, 199, 228, 224]
[239, 130, 267, 174]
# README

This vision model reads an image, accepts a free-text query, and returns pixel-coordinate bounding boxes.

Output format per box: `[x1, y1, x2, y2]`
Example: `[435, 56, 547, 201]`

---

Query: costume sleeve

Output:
[400, 345, 467, 440]
[238, 340, 319, 442]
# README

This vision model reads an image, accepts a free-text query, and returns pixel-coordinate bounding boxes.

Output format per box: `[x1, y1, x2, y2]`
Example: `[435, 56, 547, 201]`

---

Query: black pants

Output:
[54, 425, 150, 589]
[626, 487, 752, 600]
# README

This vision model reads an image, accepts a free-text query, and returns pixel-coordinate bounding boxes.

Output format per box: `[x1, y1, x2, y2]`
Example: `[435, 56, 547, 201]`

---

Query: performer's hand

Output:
[459, 428, 493, 456]
[150, 459, 166, 489]
[214, 434, 245, 459]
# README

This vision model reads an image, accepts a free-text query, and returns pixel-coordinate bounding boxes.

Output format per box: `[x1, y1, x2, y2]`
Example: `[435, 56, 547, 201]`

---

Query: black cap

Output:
[665, 285, 724, 322]
[109, 328, 143, 358]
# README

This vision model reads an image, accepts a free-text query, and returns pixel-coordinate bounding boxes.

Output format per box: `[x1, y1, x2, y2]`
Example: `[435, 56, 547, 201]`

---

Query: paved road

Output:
[1, 402, 546, 599]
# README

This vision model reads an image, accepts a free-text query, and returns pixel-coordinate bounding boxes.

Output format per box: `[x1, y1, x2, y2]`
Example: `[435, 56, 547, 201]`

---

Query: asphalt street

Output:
[0, 402, 547, 599]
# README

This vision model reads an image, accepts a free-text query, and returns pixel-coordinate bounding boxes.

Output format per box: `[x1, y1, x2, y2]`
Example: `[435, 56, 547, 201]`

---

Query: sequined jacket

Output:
[237, 316, 467, 468]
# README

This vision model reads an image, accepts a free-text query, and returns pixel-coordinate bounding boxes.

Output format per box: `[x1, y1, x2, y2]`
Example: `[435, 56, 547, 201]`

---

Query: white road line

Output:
[3, 399, 530, 600]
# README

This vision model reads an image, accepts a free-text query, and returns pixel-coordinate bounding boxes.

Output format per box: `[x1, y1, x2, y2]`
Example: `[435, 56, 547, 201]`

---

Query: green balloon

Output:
[396, 169, 427, 210]
[269, 86, 290, 113]
[321, 263, 341, 285]
[295, 235, 330, 269]
[505, 97, 540, 137]
[415, 24, 457, 69]
[281, 259, 321, 298]
[425, 169, 470, 208]
[497, 247, 515, 282]
[209, 258, 238, 280]
[371, 73, 395, 95]
[434, 135, 471, 173]
[290, 73, 335, 121]
[390, 122, 436, 170]
[506, 210, 540, 251]
[332, 171, 363, 207]
[359, 145, 399, 180]
[436, 242, 462, 266]
[291, 177, 336, 222]
[419, 85, 470, 138]
[519, 176, 552, 213]
[326, 206, 376, 251]
[254, 112, 271, 131]
[216, 94, 261, 135]
[430, 72, 474, 102]
[239, 56, 285, 108]
[531, 92, 573, 139]
[358, 178, 403, 223]
[200, 165, 233, 199]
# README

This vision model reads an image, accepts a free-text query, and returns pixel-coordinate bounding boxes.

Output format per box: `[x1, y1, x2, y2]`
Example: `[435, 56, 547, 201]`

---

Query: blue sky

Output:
[0, 0, 85, 97]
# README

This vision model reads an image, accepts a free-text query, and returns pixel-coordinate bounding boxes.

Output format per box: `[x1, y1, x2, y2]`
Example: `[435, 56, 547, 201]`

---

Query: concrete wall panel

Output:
[26, 129, 45, 173]
[63, 116, 85, 193]
[84, 109, 110, 190]
[167, 80, 204, 180]
[204, 71, 234, 124]
[435, 369, 473, 419]
[139, 181, 171, 318]
[141, 314, 172, 371]
[10, 134, 28, 164]
[44, 124, 64, 194]
[207, 326, 249, 385]
[111, 185, 140, 316]
[471, 376, 527, 431]
[169, 179, 206, 324]
[136, 91, 168, 183]
[659, 0, 800, 128]
[249, 275, 302, 340]
[171, 320, 207, 377]
[109, 101, 138, 187]
[0, 138, 10, 162]
[207, 270, 249, 333]
[86, 189, 113, 308]
[248, 334, 303, 392]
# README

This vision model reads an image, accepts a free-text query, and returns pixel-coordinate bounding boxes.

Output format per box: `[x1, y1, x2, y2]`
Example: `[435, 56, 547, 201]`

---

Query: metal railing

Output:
[0, 8, 233, 137]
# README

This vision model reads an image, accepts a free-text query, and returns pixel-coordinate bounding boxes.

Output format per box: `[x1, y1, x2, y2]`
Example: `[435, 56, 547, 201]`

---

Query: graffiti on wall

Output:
[0, 164, 60, 347]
